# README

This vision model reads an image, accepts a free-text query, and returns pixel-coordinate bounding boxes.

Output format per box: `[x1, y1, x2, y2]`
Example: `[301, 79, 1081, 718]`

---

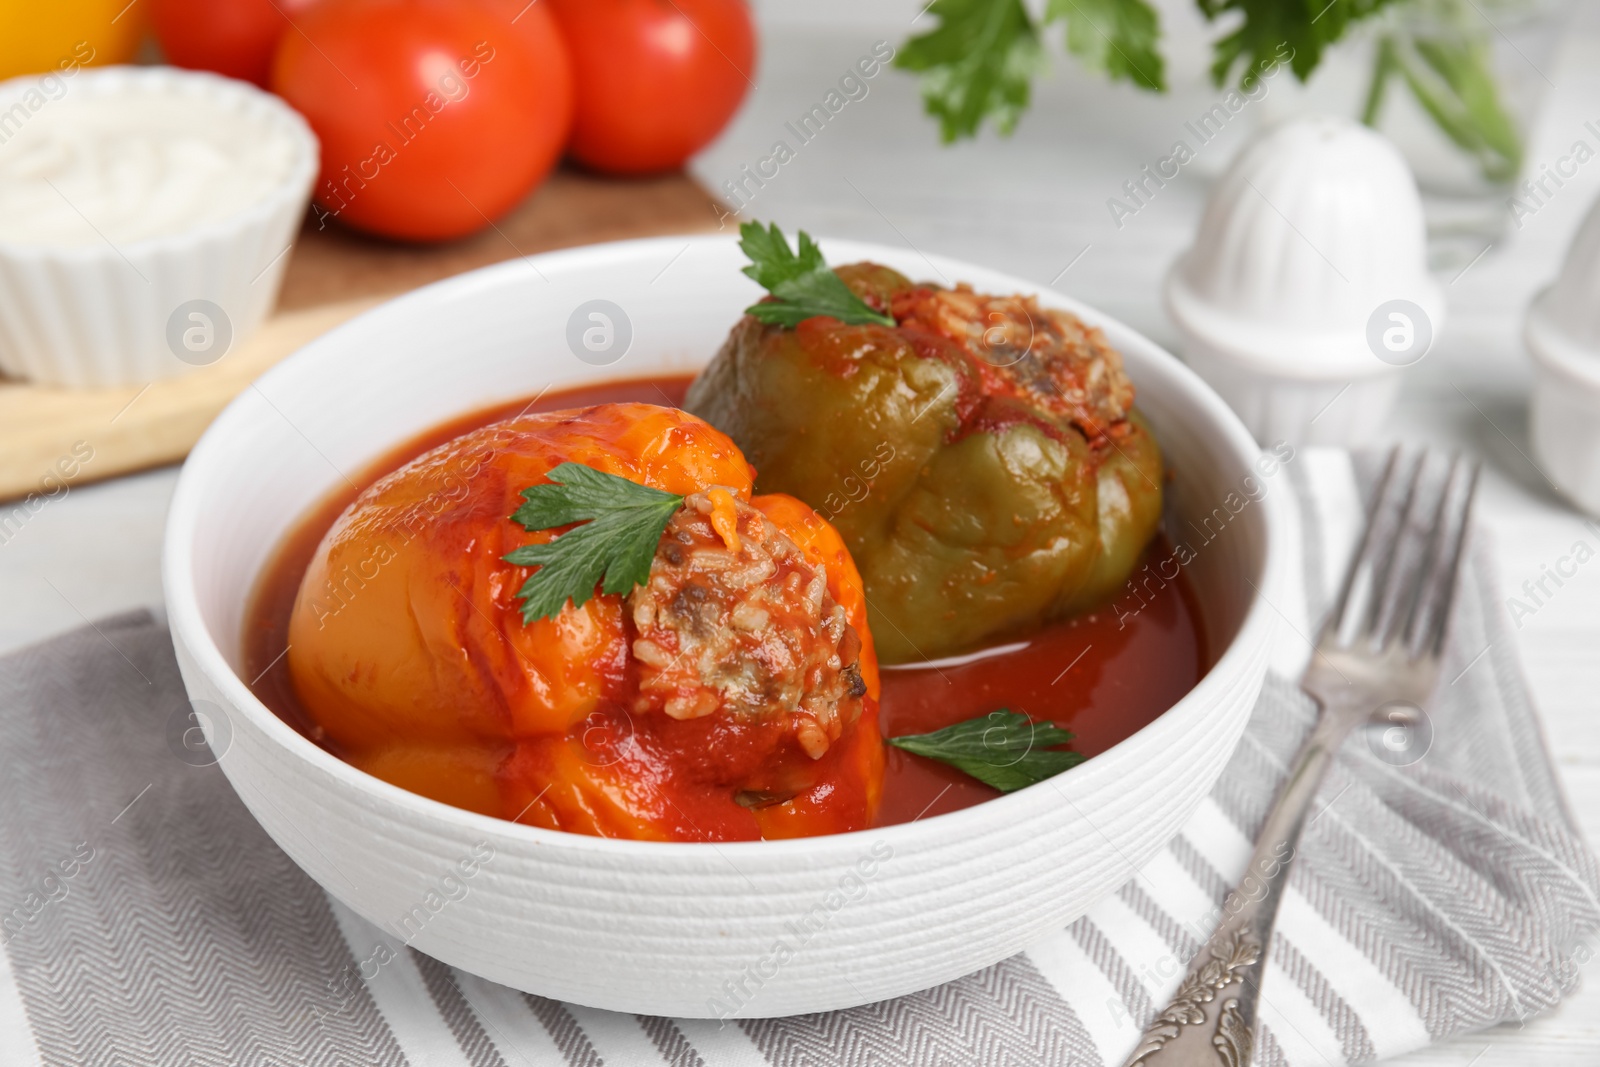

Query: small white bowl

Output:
[1166, 116, 1445, 447]
[0, 66, 318, 387]
[163, 235, 1288, 1017]
[1527, 193, 1600, 514]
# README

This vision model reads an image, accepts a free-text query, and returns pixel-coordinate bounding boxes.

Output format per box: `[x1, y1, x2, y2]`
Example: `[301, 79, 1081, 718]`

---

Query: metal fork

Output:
[1123, 449, 1480, 1067]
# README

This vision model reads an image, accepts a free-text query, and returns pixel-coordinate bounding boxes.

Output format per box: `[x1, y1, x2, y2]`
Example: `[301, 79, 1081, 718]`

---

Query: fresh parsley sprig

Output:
[896, 0, 1163, 142]
[1054, 0, 1166, 91]
[740, 222, 896, 329]
[503, 462, 684, 624]
[896, 0, 1523, 189]
[893, 0, 1048, 142]
[888, 709, 1085, 793]
[1200, 0, 1399, 86]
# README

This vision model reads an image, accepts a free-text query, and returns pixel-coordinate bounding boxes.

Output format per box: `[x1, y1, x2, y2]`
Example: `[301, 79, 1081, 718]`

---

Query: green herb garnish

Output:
[503, 462, 684, 624]
[1053, 0, 1165, 92]
[888, 709, 1085, 792]
[739, 221, 895, 329]
[894, 0, 1048, 142]
[1201, 0, 1399, 86]
[896, 0, 1162, 141]
[896, 0, 1539, 185]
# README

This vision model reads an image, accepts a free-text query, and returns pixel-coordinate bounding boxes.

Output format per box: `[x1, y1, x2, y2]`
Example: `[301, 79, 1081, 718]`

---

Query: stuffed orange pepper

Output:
[287, 403, 884, 841]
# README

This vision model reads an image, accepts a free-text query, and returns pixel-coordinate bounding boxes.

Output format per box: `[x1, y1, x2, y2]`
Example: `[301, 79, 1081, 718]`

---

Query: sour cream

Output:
[0, 88, 297, 248]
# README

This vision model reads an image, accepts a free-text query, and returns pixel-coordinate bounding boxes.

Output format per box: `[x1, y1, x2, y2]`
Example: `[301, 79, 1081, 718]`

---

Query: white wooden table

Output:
[2, 2, 1596, 1061]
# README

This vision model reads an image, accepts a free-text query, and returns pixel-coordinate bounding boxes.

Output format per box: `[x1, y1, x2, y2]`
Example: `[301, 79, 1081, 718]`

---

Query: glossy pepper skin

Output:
[287, 404, 883, 841]
[685, 264, 1163, 663]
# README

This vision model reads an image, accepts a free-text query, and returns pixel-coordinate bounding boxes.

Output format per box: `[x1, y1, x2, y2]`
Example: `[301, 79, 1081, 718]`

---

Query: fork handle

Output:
[1121, 704, 1362, 1066]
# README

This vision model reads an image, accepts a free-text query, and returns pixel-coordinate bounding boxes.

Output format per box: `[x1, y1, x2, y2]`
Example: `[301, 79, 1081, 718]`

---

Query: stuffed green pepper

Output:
[685, 224, 1163, 663]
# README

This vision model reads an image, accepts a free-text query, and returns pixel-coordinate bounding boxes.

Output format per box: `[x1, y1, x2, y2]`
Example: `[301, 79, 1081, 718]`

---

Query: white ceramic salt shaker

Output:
[1164, 116, 1445, 447]
[1526, 193, 1600, 515]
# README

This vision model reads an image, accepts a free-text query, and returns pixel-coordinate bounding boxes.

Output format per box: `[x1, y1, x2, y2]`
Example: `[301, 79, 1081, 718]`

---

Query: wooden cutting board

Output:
[0, 169, 726, 503]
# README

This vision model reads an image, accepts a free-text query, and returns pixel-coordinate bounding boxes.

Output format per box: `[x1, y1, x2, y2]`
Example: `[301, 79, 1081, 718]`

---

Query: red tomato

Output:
[272, 0, 573, 242]
[546, 0, 756, 175]
[151, 0, 321, 88]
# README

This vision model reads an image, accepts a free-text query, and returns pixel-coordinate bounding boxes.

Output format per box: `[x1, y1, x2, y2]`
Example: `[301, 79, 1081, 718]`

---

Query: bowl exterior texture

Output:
[0, 66, 318, 386]
[164, 237, 1285, 1017]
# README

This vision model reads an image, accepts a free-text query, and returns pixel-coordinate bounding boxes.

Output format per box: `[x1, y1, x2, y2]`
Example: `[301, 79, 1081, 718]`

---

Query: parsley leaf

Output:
[888, 709, 1085, 793]
[895, 0, 1046, 142]
[739, 221, 895, 328]
[1046, 0, 1165, 91]
[503, 462, 684, 624]
[1199, 0, 1401, 87]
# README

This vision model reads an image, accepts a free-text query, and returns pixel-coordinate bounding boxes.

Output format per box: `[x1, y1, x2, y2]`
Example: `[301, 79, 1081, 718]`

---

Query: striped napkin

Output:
[0, 449, 1595, 1067]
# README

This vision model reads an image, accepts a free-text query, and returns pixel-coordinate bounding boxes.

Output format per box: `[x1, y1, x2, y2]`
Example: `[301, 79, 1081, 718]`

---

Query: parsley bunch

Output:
[897, 0, 1166, 142]
[896, 0, 1523, 185]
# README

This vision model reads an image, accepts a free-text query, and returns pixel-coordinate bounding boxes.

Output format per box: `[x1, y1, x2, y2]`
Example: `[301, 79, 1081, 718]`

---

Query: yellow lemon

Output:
[0, 0, 147, 81]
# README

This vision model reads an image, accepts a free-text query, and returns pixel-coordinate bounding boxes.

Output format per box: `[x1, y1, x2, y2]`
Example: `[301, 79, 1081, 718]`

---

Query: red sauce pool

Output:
[242, 375, 1208, 830]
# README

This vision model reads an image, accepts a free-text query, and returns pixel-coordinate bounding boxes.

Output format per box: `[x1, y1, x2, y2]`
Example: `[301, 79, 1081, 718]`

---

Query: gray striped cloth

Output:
[0, 450, 1595, 1066]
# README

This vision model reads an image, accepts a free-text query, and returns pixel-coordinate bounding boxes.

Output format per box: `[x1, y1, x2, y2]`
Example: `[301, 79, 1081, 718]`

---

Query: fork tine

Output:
[1410, 458, 1481, 657]
[1323, 448, 1401, 644]
[1362, 450, 1429, 647]
[1393, 454, 1460, 652]
[1326, 448, 1432, 647]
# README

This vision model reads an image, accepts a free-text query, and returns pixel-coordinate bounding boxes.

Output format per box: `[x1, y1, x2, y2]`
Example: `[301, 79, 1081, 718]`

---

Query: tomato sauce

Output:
[242, 375, 1208, 831]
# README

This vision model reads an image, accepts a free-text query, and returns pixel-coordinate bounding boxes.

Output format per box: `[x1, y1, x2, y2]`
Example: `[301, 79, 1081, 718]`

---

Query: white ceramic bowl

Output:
[163, 236, 1287, 1018]
[1166, 117, 1444, 447]
[0, 66, 317, 387]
